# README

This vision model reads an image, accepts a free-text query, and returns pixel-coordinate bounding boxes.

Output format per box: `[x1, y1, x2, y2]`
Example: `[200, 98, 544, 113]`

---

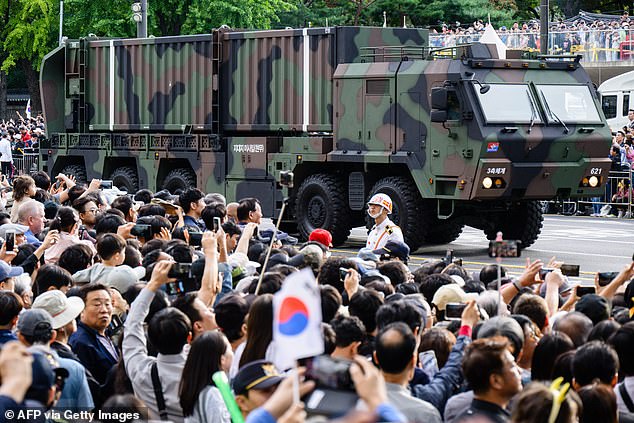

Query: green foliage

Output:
[63, 0, 135, 38]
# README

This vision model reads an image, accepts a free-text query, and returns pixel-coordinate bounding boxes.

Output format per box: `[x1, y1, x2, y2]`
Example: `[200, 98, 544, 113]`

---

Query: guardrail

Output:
[12, 150, 39, 177]
[430, 29, 634, 62]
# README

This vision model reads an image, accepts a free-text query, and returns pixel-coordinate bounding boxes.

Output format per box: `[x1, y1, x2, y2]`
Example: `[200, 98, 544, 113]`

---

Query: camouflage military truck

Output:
[39, 27, 612, 250]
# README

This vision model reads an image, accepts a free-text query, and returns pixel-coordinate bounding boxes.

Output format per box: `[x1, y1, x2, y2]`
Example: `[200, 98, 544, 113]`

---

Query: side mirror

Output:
[430, 110, 448, 123]
[431, 87, 448, 110]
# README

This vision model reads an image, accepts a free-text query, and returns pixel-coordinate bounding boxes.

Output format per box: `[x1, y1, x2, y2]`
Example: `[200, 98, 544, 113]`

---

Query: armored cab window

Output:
[447, 90, 461, 120]
[537, 85, 602, 124]
[475, 83, 541, 124]
[602, 95, 617, 120]
[623, 94, 630, 117]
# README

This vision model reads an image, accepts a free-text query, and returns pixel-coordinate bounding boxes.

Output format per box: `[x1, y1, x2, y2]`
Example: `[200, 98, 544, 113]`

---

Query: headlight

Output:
[589, 176, 599, 187]
[482, 177, 493, 189]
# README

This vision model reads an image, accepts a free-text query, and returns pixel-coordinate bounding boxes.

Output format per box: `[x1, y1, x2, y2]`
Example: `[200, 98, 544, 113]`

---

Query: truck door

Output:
[430, 89, 466, 176]
[364, 78, 394, 152]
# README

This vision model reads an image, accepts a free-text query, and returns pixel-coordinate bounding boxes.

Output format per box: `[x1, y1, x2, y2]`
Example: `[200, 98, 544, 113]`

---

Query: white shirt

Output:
[0, 138, 12, 163]
[366, 217, 403, 250]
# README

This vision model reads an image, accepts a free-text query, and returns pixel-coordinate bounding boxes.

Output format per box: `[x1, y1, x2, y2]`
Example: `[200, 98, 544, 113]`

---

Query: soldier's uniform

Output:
[366, 217, 404, 250]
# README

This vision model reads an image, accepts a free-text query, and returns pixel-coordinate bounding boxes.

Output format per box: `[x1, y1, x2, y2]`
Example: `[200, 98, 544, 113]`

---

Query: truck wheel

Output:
[162, 168, 196, 194]
[425, 220, 464, 244]
[485, 201, 544, 249]
[367, 176, 426, 251]
[60, 164, 87, 186]
[295, 174, 351, 246]
[110, 167, 139, 193]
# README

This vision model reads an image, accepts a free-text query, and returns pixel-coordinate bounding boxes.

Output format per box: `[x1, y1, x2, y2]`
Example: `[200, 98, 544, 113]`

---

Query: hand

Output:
[0, 341, 32, 403]
[545, 269, 566, 288]
[0, 174, 8, 188]
[278, 403, 306, 423]
[517, 258, 543, 286]
[0, 241, 16, 263]
[460, 299, 479, 328]
[262, 367, 315, 419]
[201, 231, 219, 255]
[344, 269, 360, 298]
[350, 356, 387, 412]
[41, 229, 60, 249]
[243, 222, 258, 239]
[546, 256, 563, 269]
[216, 226, 227, 252]
[147, 259, 176, 291]
[157, 227, 171, 241]
[87, 178, 101, 192]
[116, 222, 136, 239]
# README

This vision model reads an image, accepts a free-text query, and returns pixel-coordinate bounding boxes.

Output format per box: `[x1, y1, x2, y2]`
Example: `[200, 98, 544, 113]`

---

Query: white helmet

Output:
[367, 193, 393, 214]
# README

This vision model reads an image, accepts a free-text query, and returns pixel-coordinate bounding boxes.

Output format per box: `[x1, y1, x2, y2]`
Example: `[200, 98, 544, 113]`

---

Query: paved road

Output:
[333, 215, 634, 283]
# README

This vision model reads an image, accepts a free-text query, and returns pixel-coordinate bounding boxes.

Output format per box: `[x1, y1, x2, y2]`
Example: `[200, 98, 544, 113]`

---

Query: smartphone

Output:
[560, 264, 580, 277]
[488, 240, 521, 257]
[539, 268, 554, 280]
[444, 249, 454, 264]
[130, 224, 152, 239]
[339, 267, 350, 282]
[108, 314, 123, 334]
[598, 271, 619, 286]
[305, 355, 355, 391]
[189, 231, 203, 247]
[577, 285, 596, 296]
[165, 279, 200, 296]
[168, 262, 192, 279]
[5, 230, 15, 252]
[445, 302, 466, 320]
[100, 180, 113, 189]
[213, 217, 221, 232]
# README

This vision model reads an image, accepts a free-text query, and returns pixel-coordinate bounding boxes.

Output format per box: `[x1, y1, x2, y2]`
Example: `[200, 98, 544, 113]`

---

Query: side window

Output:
[602, 95, 617, 119]
[623, 94, 630, 117]
[447, 90, 461, 120]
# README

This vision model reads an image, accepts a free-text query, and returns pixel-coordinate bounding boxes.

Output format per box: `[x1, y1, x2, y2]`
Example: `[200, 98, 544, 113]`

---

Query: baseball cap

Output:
[106, 266, 145, 295]
[372, 241, 411, 262]
[0, 261, 24, 281]
[232, 360, 284, 396]
[0, 223, 28, 239]
[26, 349, 69, 403]
[299, 244, 324, 270]
[309, 229, 333, 248]
[357, 248, 380, 263]
[32, 290, 85, 329]
[17, 308, 54, 337]
[431, 284, 478, 311]
[575, 294, 611, 325]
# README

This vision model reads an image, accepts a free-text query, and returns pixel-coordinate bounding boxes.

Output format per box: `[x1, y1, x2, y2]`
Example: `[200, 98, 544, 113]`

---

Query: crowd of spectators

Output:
[0, 171, 633, 423]
[429, 12, 634, 61]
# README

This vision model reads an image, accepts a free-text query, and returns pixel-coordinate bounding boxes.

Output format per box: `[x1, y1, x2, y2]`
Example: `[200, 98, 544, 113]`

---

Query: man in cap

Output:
[373, 240, 411, 264]
[32, 290, 84, 361]
[309, 228, 333, 250]
[0, 260, 24, 291]
[17, 308, 93, 409]
[233, 360, 284, 419]
[366, 193, 404, 250]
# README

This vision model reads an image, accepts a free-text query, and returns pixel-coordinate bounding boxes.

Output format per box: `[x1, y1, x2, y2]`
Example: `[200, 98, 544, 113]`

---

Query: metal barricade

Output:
[577, 163, 633, 217]
[12, 150, 39, 177]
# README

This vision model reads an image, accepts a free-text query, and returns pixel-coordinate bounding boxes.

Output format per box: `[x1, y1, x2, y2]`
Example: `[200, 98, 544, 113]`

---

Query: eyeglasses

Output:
[83, 208, 99, 215]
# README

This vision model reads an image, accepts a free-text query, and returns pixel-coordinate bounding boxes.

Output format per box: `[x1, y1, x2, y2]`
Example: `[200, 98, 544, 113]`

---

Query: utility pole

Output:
[59, 1, 64, 46]
[540, 0, 548, 54]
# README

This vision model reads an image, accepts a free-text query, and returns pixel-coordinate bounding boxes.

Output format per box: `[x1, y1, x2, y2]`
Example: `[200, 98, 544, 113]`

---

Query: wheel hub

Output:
[307, 197, 327, 228]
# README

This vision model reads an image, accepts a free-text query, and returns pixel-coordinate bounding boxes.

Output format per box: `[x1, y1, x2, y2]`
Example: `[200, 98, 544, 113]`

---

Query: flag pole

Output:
[255, 198, 288, 295]
[292, 363, 300, 405]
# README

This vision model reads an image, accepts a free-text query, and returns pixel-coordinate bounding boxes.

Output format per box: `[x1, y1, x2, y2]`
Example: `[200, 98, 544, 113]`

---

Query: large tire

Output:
[425, 219, 464, 244]
[110, 166, 139, 193]
[295, 174, 351, 246]
[60, 164, 87, 186]
[484, 201, 544, 249]
[366, 176, 426, 251]
[162, 168, 196, 194]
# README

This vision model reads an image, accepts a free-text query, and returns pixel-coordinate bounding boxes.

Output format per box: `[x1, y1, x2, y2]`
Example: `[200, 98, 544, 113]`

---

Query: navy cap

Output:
[232, 360, 283, 396]
[372, 241, 410, 262]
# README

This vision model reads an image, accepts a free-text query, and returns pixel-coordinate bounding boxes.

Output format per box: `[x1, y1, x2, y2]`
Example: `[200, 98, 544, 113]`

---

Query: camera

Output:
[339, 267, 351, 282]
[188, 231, 203, 247]
[598, 271, 619, 286]
[539, 268, 554, 280]
[305, 355, 355, 391]
[130, 224, 152, 240]
[576, 284, 596, 297]
[279, 170, 294, 188]
[99, 180, 113, 189]
[560, 264, 580, 277]
[445, 302, 466, 320]
[213, 217, 221, 232]
[165, 263, 199, 295]
[488, 239, 521, 258]
[108, 315, 123, 334]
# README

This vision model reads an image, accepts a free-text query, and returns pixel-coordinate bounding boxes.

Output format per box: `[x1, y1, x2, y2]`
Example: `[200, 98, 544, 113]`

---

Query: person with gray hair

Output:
[204, 192, 226, 205]
[16, 199, 45, 247]
[12, 273, 32, 309]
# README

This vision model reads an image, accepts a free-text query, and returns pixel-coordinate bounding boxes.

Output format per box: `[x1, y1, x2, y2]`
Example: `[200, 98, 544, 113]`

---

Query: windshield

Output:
[537, 85, 602, 123]
[475, 83, 541, 124]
